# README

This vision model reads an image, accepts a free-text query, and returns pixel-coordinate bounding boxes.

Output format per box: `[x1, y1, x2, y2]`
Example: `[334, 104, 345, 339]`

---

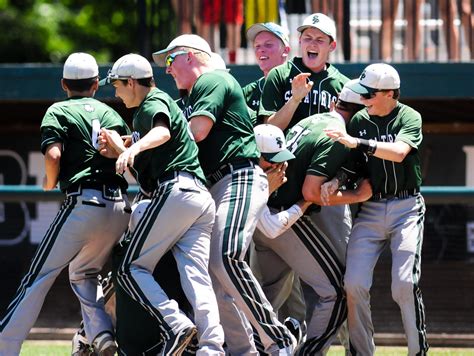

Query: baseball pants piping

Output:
[0, 189, 129, 355]
[344, 195, 428, 356]
[115, 172, 225, 355]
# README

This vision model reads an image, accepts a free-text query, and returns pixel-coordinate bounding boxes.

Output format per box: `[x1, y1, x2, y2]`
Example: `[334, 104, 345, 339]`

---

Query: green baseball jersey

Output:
[269, 112, 350, 208]
[40, 96, 130, 192]
[347, 102, 423, 195]
[259, 57, 349, 131]
[131, 88, 205, 185]
[242, 77, 265, 126]
[184, 70, 259, 175]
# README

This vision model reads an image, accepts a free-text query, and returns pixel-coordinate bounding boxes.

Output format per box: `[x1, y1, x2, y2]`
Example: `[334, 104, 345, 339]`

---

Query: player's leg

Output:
[344, 201, 388, 356]
[262, 216, 346, 355]
[68, 188, 129, 349]
[388, 196, 429, 355]
[170, 174, 225, 354]
[0, 193, 124, 355]
[115, 178, 198, 341]
[209, 166, 296, 355]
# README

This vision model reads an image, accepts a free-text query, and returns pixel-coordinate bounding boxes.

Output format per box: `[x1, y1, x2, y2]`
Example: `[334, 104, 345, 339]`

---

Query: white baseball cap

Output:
[297, 13, 336, 40]
[210, 52, 228, 71]
[63, 52, 99, 80]
[152, 34, 212, 66]
[348, 63, 401, 94]
[254, 124, 295, 163]
[128, 199, 151, 233]
[99, 53, 153, 86]
[247, 22, 290, 47]
[339, 79, 364, 105]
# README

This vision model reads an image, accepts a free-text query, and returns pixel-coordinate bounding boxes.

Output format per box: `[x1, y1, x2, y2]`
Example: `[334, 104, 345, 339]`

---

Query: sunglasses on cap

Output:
[165, 50, 189, 67]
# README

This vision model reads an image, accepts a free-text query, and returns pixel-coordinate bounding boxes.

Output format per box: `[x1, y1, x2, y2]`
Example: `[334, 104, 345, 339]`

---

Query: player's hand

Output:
[356, 178, 373, 201]
[99, 129, 127, 158]
[121, 135, 133, 148]
[324, 128, 358, 148]
[265, 162, 288, 194]
[42, 175, 56, 191]
[291, 73, 313, 102]
[320, 178, 340, 206]
[116, 144, 140, 174]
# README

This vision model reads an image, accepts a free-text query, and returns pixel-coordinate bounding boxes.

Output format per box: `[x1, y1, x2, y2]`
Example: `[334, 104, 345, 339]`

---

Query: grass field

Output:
[19, 341, 474, 355]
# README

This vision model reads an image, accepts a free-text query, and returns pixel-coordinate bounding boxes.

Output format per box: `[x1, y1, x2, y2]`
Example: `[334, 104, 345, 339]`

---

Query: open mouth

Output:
[307, 50, 319, 59]
[259, 55, 269, 61]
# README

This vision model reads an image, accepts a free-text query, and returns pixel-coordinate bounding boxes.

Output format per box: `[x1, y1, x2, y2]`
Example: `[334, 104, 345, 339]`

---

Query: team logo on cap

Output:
[312, 15, 320, 24]
[276, 137, 283, 148]
[360, 71, 366, 80]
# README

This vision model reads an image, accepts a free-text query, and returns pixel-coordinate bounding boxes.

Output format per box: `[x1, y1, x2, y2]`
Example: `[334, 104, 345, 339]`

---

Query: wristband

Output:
[356, 138, 377, 156]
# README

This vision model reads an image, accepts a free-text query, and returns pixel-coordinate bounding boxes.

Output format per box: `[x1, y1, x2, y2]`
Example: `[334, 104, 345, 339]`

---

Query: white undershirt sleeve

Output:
[256, 204, 304, 239]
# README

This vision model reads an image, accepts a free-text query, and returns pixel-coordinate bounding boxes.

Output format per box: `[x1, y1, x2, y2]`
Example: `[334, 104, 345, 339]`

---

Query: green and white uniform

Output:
[252, 112, 353, 355]
[115, 88, 225, 354]
[259, 58, 349, 131]
[343, 103, 429, 356]
[0, 97, 131, 355]
[242, 76, 265, 126]
[184, 70, 294, 355]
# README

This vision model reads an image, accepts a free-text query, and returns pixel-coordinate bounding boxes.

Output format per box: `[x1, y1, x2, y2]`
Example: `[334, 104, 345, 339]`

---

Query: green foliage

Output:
[0, 0, 177, 64]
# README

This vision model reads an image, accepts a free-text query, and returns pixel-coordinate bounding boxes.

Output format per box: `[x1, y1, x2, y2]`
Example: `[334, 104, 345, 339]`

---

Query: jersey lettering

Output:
[286, 125, 311, 153]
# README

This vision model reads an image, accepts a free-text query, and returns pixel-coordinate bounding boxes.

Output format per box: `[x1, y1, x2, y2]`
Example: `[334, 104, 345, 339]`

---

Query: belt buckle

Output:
[102, 185, 122, 201]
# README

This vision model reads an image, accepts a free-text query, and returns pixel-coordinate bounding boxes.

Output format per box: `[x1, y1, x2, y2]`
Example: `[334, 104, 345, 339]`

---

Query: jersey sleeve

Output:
[307, 139, 350, 178]
[188, 73, 227, 123]
[101, 108, 131, 137]
[258, 67, 286, 119]
[40, 108, 67, 154]
[395, 108, 423, 150]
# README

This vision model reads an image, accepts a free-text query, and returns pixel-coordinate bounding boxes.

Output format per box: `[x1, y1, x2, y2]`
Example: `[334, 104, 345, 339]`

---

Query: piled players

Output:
[0, 11, 429, 356]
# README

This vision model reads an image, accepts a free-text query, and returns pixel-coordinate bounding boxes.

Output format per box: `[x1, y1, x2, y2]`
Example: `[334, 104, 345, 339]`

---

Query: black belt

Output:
[206, 159, 257, 185]
[156, 171, 179, 185]
[370, 188, 420, 201]
[65, 181, 126, 195]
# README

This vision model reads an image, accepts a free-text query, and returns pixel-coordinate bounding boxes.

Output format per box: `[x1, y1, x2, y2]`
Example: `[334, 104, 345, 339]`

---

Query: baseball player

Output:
[99, 53, 225, 355]
[71, 197, 196, 356]
[253, 81, 373, 355]
[259, 13, 349, 132]
[244, 21, 309, 338]
[154, 34, 296, 355]
[242, 22, 290, 125]
[0, 53, 131, 356]
[324, 63, 429, 355]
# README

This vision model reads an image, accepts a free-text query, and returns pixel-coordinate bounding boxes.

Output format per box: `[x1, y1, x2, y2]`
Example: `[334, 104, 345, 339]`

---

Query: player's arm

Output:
[257, 200, 312, 239]
[324, 128, 412, 163]
[264, 73, 314, 131]
[302, 175, 372, 206]
[188, 115, 214, 142]
[43, 142, 62, 190]
[116, 115, 171, 174]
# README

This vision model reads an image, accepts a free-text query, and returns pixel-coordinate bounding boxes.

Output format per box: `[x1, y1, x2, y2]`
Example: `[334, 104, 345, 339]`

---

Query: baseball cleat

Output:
[160, 326, 197, 356]
[92, 331, 117, 356]
[71, 330, 94, 356]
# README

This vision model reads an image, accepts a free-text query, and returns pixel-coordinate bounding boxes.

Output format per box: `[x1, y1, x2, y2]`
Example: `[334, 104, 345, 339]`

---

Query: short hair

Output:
[336, 100, 365, 115]
[63, 77, 98, 92]
[117, 77, 155, 87]
[392, 88, 400, 100]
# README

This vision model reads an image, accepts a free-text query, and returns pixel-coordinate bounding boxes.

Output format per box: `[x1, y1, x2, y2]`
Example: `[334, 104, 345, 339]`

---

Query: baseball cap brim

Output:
[152, 46, 177, 66]
[346, 81, 376, 95]
[262, 149, 295, 163]
[98, 77, 111, 86]
[247, 23, 289, 46]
